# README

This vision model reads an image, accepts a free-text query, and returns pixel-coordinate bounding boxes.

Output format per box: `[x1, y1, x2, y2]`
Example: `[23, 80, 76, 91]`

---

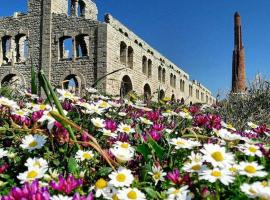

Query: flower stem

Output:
[215, 181, 220, 200]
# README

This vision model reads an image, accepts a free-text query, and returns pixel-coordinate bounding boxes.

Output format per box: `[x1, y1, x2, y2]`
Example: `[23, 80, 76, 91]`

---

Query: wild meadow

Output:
[0, 71, 269, 200]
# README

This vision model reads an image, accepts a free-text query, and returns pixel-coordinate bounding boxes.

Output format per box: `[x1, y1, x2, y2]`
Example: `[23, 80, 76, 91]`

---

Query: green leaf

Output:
[68, 158, 78, 174]
[136, 143, 151, 158]
[147, 136, 165, 160]
[96, 167, 113, 177]
[144, 187, 160, 199]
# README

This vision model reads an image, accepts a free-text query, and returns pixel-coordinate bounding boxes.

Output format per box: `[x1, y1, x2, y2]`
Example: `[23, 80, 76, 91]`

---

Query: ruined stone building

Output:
[232, 12, 246, 93]
[0, 0, 215, 104]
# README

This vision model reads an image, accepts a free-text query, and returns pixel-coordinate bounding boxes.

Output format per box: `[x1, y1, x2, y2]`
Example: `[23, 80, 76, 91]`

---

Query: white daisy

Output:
[117, 123, 135, 134]
[12, 109, 30, 118]
[0, 148, 8, 159]
[117, 188, 146, 200]
[102, 128, 117, 138]
[56, 89, 79, 101]
[85, 87, 98, 94]
[201, 143, 234, 168]
[166, 186, 193, 200]
[247, 122, 258, 129]
[0, 97, 19, 111]
[139, 117, 153, 125]
[91, 117, 105, 128]
[97, 100, 111, 109]
[217, 128, 242, 141]
[75, 150, 94, 162]
[94, 178, 109, 198]
[183, 161, 206, 173]
[179, 111, 193, 119]
[148, 165, 166, 185]
[221, 122, 236, 131]
[17, 167, 47, 183]
[238, 144, 262, 157]
[50, 195, 73, 200]
[118, 112, 127, 117]
[20, 134, 47, 152]
[238, 161, 267, 177]
[188, 152, 203, 163]
[25, 157, 48, 171]
[80, 103, 105, 115]
[109, 168, 134, 187]
[110, 142, 135, 163]
[240, 183, 258, 198]
[170, 138, 200, 149]
[199, 168, 235, 185]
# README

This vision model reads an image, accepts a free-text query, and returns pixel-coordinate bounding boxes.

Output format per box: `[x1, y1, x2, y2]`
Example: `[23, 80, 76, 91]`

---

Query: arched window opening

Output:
[189, 85, 193, 97]
[173, 75, 176, 88]
[190, 101, 193, 106]
[120, 75, 133, 97]
[201, 92, 204, 102]
[1, 74, 21, 89]
[15, 34, 28, 63]
[162, 68, 166, 83]
[170, 73, 174, 87]
[2, 36, 12, 65]
[59, 36, 73, 60]
[75, 34, 89, 58]
[148, 59, 152, 77]
[78, 0, 86, 17]
[120, 42, 127, 65]
[63, 74, 80, 94]
[158, 66, 162, 82]
[144, 84, 151, 101]
[181, 97, 185, 104]
[180, 80, 185, 92]
[206, 95, 209, 103]
[159, 89, 165, 100]
[142, 56, 147, 74]
[127, 46, 133, 69]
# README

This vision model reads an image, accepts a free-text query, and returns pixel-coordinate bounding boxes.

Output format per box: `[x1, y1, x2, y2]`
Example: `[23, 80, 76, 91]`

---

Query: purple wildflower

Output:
[50, 174, 83, 194]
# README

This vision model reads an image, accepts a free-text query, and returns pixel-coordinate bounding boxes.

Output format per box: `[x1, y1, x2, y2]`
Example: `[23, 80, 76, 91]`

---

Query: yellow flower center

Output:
[33, 161, 41, 168]
[100, 102, 108, 108]
[39, 104, 46, 110]
[176, 140, 185, 145]
[172, 189, 180, 195]
[112, 194, 119, 200]
[261, 181, 268, 187]
[82, 152, 92, 160]
[120, 143, 129, 149]
[116, 173, 126, 182]
[153, 172, 161, 180]
[244, 165, 257, 174]
[211, 170, 222, 177]
[95, 178, 108, 189]
[17, 111, 24, 115]
[123, 127, 131, 133]
[191, 164, 201, 171]
[229, 167, 237, 172]
[211, 151, 224, 162]
[29, 141, 38, 148]
[127, 190, 137, 199]
[249, 188, 256, 194]
[27, 170, 38, 179]
[248, 146, 257, 153]
[227, 124, 234, 129]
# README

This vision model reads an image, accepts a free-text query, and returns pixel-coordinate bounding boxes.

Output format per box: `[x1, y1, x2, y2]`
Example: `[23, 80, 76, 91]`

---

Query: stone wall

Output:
[104, 14, 215, 104]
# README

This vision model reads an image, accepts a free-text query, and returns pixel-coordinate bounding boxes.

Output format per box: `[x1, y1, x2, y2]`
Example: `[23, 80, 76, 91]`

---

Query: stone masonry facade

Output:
[0, 0, 215, 104]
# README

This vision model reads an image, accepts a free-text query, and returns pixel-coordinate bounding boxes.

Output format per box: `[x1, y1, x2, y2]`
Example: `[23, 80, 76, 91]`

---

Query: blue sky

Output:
[1, 0, 270, 96]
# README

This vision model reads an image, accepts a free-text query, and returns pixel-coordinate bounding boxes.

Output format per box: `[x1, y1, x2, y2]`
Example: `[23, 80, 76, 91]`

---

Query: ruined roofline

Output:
[104, 13, 190, 78]
[104, 13, 214, 96]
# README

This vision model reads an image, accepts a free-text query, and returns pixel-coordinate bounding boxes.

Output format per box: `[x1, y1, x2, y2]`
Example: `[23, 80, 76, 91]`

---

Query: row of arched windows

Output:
[59, 34, 89, 60]
[180, 79, 185, 92]
[120, 41, 133, 69]
[1, 34, 29, 66]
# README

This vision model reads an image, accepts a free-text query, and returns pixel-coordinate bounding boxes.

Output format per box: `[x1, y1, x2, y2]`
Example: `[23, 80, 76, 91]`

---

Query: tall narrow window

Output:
[173, 75, 176, 88]
[59, 36, 73, 60]
[78, 0, 86, 17]
[15, 34, 28, 63]
[2, 36, 12, 65]
[75, 34, 89, 58]
[127, 46, 133, 69]
[158, 66, 162, 82]
[189, 85, 193, 97]
[162, 68, 166, 83]
[142, 56, 147, 74]
[120, 41, 127, 65]
[148, 59, 152, 77]
[170, 73, 173, 87]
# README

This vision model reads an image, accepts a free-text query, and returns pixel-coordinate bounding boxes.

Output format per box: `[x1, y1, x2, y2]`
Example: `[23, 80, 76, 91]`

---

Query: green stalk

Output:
[215, 181, 220, 200]
[39, 70, 80, 149]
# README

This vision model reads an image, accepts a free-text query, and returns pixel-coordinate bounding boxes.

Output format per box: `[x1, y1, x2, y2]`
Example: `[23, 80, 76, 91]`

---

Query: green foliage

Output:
[214, 77, 270, 130]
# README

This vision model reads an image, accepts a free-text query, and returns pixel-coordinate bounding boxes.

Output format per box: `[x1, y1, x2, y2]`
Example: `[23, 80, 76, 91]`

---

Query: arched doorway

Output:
[120, 75, 133, 97]
[1, 74, 22, 89]
[143, 84, 151, 100]
[158, 89, 165, 100]
[63, 74, 80, 94]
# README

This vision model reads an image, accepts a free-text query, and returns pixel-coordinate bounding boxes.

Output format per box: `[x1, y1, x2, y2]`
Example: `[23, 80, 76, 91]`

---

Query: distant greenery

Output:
[214, 77, 270, 130]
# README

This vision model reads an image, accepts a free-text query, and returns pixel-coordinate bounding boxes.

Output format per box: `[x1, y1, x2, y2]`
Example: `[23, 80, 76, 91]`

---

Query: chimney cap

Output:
[234, 12, 240, 17]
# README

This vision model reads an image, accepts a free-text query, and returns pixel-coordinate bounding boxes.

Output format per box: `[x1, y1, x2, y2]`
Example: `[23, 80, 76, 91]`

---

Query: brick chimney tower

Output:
[232, 12, 246, 93]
